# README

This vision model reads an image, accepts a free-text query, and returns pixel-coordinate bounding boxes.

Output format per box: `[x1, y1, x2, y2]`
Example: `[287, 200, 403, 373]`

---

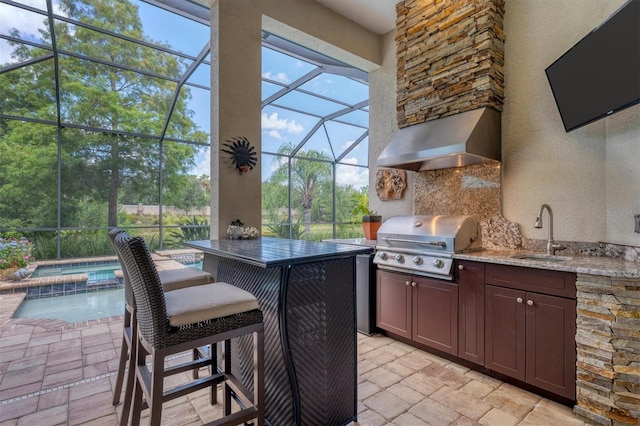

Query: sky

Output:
[1, 0, 370, 189]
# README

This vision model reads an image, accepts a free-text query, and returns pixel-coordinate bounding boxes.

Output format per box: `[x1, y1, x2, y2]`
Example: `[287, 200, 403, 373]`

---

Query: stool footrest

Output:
[204, 406, 259, 426]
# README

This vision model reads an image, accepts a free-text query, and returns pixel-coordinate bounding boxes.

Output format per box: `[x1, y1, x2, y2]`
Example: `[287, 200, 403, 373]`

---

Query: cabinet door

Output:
[526, 292, 576, 400]
[485, 285, 526, 381]
[376, 270, 412, 339]
[413, 276, 458, 355]
[458, 261, 485, 365]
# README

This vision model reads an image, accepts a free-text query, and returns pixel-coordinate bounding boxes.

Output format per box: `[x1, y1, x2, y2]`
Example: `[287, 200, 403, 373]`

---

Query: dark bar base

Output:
[204, 254, 357, 426]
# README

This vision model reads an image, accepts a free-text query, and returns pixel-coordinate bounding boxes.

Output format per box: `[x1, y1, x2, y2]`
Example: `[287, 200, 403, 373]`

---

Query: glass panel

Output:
[125, 227, 161, 252]
[23, 231, 58, 261]
[58, 55, 176, 135]
[134, 0, 209, 57]
[325, 121, 368, 159]
[261, 80, 282, 101]
[261, 153, 291, 229]
[335, 223, 362, 239]
[298, 73, 368, 105]
[262, 46, 316, 84]
[274, 90, 345, 116]
[53, 20, 188, 75]
[0, 120, 58, 229]
[0, 57, 57, 121]
[335, 109, 368, 128]
[63, 0, 208, 57]
[60, 229, 114, 258]
[0, 40, 52, 68]
[295, 127, 334, 160]
[10, 0, 48, 11]
[338, 136, 369, 167]
[261, 105, 318, 153]
[0, 3, 50, 43]
[161, 141, 210, 245]
[336, 164, 369, 222]
[166, 85, 210, 142]
[188, 61, 210, 87]
[60, 128, 159, 228]
[290, 157, 333, 237]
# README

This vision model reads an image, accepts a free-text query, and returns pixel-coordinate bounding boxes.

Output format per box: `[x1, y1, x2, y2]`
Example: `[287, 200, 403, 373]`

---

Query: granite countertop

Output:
[185, 237, 372, 268]
[454, 249, 640, 278]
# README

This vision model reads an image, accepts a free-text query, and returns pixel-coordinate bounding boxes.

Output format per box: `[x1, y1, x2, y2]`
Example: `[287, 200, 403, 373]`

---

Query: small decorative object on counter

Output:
[222, 136, 257, 175]
[243, 226, 261, 239]
[227, 219, 245, 240]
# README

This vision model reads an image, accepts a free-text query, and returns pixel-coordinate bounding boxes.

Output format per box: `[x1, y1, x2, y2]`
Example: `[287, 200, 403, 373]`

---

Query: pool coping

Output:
[0, 249, 203, 297]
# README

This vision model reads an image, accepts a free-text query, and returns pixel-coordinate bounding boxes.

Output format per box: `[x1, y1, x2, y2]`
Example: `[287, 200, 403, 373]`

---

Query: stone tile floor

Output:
[0, 293, 587, 425]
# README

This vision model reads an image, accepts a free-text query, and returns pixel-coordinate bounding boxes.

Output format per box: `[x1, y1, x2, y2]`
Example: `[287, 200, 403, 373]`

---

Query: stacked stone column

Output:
[575, 273, 640, 425]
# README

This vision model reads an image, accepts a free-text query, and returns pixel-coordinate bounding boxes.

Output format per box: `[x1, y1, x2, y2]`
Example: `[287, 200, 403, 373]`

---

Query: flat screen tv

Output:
[545, 0, 640, 132]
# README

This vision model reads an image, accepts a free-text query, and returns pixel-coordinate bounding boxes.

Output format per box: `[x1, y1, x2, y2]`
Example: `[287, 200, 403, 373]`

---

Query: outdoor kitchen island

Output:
[184, 237, 372, 426]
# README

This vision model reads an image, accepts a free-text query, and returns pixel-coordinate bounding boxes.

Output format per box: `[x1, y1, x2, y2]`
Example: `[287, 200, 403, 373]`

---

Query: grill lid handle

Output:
[381, 237, 447, 249]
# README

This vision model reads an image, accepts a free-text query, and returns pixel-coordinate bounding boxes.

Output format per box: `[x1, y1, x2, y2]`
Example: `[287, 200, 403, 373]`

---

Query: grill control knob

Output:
[413, 256, 423, 265]
[377, 252, 387, 260]
[395, 254, 404, 263]
[432, 259, 444, 268]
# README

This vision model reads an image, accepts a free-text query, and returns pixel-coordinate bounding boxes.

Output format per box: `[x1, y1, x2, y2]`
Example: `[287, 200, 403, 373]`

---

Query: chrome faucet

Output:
[534, 204, 566, 255]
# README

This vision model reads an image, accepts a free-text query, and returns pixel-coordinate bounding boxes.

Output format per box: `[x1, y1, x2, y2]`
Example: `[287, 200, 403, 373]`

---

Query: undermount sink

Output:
[510, 254, 572, 262]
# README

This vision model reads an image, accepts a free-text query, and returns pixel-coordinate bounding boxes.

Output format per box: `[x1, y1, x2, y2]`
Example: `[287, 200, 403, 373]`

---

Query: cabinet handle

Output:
[516, 297, 523, 303]
[458, 265, 464, 270]
[411, 281, 416, 287]
[527, 299, 534, 306]
[405, 281, 410, 286]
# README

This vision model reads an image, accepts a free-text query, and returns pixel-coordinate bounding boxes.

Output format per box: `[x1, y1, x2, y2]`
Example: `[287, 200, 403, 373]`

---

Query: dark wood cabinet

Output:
[457, 261, 485, 365]
[376, 270, 411, 339]
[377, 270, 458, 355]
[485, 264, 576, 400]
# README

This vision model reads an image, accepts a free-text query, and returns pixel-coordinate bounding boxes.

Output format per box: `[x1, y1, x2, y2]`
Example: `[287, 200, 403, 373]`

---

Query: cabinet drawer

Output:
[485, 264, 576, 299]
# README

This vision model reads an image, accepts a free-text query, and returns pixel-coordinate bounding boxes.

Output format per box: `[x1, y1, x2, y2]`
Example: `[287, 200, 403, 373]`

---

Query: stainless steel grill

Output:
[373, 215, 479, 280]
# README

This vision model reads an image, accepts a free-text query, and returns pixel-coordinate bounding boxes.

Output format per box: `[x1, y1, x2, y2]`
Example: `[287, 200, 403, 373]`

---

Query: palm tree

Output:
[267, 144, 332, 235]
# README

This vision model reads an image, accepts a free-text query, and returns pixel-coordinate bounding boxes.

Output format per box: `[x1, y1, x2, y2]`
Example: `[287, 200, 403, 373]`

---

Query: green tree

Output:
[0, 0, 207, 229]
[267, 144, 332, 234]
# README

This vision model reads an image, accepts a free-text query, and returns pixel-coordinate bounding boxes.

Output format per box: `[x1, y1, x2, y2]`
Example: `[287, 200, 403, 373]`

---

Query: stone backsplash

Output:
[396, 0, 505, 128]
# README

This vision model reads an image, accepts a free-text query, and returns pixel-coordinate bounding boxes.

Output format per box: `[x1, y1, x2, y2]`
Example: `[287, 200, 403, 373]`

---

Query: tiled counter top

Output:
[454, 249, 640, 278]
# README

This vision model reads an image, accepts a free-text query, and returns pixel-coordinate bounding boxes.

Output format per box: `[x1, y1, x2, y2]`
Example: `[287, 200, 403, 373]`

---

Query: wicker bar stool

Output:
[108, 228, 215, 426]
[114, 232, 265, 426]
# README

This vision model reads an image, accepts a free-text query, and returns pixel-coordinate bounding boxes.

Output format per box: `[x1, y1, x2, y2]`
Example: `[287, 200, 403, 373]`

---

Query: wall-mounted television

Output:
[545, 0, 640, 132]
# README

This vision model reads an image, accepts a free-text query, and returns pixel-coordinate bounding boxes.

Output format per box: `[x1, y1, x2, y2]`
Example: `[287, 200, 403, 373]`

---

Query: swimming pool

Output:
[30, 261, 122, 281]
[14, 288, 125, 323]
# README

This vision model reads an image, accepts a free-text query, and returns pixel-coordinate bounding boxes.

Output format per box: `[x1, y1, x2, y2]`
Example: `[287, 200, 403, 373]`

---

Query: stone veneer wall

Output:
[395, 0, 505, 128]
[575, 274, 640, 425]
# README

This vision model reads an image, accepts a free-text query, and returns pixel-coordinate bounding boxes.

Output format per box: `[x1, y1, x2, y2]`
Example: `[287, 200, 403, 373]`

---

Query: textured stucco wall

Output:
[369, 30, 415, 219]
[502, 0, 639, 246]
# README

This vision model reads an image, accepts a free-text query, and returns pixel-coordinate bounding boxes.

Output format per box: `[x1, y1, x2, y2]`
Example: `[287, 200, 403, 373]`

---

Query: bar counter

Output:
[184, 237, 372, 426]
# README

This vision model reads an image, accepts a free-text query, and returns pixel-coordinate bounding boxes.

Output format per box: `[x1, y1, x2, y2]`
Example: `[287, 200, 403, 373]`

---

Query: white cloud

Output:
[261, 112, 304, 136]
[268, 129, 282, 139]
[336, 163, 368, 190]
[0, 1, 66, 64]
[192, 150, 211, 177]
[261, 71, 289, 83]
[340, 156, 359, 165]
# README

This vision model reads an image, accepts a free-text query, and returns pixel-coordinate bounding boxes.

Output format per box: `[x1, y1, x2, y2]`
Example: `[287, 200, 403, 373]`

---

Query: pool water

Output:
[14, 288, 125, 323]
[30, 262, 122, 281]
[30, 260, 204, 282]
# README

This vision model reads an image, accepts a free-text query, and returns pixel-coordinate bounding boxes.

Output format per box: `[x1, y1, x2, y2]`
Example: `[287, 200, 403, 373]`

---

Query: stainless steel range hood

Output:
[377, 107, 501, 171]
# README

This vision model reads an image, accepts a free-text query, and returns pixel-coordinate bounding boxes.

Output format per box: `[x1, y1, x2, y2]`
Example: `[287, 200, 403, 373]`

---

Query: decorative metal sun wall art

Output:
[222, 136, 257, 175]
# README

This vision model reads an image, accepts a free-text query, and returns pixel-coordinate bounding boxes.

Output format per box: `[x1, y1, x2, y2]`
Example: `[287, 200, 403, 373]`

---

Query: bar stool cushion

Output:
[165, 282, 260, 327]
[158, 267, 213, 292]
